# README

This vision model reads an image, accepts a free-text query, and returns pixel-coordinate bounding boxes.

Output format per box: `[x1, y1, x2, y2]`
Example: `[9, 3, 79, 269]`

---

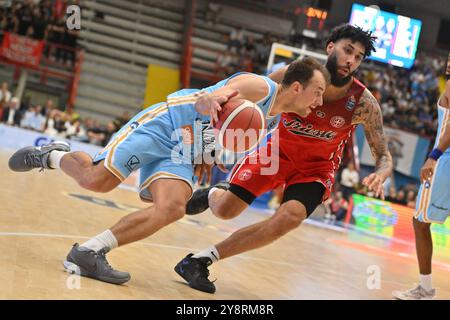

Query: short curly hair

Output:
[326, 24, 377, 58]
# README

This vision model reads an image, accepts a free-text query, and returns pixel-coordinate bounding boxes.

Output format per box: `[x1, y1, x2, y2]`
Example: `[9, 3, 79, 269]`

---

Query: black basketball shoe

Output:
[174, 253, 215, 293]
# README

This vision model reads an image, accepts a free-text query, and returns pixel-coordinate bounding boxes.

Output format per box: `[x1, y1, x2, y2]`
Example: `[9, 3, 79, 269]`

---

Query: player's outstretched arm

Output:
[353, 88, 393, 199]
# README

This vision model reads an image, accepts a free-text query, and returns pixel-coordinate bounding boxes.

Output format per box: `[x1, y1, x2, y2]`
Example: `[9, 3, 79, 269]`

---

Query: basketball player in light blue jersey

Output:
[393, 56, 450, 300]
[8, 57, 329, 285]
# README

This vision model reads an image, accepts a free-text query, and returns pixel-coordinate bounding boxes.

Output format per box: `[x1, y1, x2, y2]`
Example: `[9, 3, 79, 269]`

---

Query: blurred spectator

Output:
[16, 0, 35, 36]
[384, 186, 397, 203]
[340, 162, 359, 200]
[393, 189, 407, 206]
[406, 190, 417, 208]
[52, 17, 67, 63]
[227, 26, 244, 54]
[21, 105, 45, 131]
[215, 50, 235, 77]
[42, 98, 56, 117]
[0, 82, 11, 103]
[2, 2, 19, 33]
[30, 7, 48, 40]
[114, 111, 131, 128]
[205, 1, 221, 26]
[44, 109, 66, 135]
[1, 97, 22, 126]
[63, 27, 79, 65]
[102, 121, 118, 146]
[324, 191, 348, 223]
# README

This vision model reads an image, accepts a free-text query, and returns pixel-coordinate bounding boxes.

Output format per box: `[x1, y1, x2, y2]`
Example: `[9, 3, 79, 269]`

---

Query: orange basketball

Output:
[213, 99, 266, 153]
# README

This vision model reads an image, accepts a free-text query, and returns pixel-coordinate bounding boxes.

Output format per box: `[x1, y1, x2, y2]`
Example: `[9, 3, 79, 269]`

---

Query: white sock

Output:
[419, 274, 433, 291]
[48, 151, 68, 169]
[208, 187, 219, 200]
[193, 246, 220, 263]
[81, 229, 118, 252]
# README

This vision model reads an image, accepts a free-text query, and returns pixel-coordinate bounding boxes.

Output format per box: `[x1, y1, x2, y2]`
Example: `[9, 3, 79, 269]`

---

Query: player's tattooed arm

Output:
[352, 89, 393, 198]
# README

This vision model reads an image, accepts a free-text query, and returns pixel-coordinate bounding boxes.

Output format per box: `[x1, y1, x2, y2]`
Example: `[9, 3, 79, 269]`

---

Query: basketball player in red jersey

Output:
[175, 24, 393, 294]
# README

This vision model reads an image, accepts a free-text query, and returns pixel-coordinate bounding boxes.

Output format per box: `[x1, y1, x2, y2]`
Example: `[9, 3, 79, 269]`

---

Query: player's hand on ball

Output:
[195, 90, 239, 123]
[362, 173, 385, 200]
[420, 158, 437, 183]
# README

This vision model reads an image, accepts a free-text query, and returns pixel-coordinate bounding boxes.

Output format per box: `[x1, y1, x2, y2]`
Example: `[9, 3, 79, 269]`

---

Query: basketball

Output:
[213, 99, 266, 153]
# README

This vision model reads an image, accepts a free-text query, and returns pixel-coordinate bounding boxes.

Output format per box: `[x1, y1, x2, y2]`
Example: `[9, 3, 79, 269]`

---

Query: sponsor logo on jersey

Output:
[345, 95, 356, 111]
[238, 169, 252, 181]
[181, 125, 194, 145]
[330, 116, 346, 128]
[282, 118, 338, 141]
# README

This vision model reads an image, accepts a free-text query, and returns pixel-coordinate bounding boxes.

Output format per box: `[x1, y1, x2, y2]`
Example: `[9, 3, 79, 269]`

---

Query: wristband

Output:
[428, 148, 443, 161]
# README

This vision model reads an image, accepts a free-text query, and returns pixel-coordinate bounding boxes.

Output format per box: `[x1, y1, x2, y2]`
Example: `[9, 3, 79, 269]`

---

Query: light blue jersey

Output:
[415, 102, 450, 223]
[93, 72, 280, 202]
[167, 72, 280, 152]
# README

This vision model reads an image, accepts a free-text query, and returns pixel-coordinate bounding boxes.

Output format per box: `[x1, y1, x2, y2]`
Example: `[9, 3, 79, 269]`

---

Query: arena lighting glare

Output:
[349, 3, 422, 68]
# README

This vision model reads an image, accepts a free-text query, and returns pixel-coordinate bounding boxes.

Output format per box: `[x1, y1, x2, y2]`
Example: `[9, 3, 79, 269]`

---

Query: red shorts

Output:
[229, 145, 334, 202]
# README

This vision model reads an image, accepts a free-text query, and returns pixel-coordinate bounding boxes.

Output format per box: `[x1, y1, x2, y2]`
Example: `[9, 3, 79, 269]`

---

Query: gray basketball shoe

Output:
[392, 285, 436, 300]
[63, 243, 131, 285]
[8, 141, 70, 172]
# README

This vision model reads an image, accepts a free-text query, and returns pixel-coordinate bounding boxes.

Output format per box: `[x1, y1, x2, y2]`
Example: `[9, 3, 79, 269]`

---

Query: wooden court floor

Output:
[0, 150, 449, 300]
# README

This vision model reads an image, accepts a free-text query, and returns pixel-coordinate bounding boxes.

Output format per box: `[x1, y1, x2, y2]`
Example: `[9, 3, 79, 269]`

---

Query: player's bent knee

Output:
[156, 200, 186, 222]
[213, 204, 241, 220]
[79, 168, 120, 193]
[278, 201, 307, 229]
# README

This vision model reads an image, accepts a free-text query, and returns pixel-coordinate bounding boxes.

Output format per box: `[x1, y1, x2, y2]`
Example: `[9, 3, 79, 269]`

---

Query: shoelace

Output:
[92, 250, 113, 271]
[25, 153, 44, 170]
[407, 284, 426, 297]
[195, 259, 217, 283]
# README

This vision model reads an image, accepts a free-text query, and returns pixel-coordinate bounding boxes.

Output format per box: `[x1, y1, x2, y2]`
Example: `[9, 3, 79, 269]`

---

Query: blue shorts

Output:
[415, 155, 450, 224]
[93, 103, 194, 202]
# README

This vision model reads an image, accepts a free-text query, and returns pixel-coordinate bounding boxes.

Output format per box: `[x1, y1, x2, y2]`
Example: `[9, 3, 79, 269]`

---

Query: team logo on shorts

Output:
[330, 116, 346, 128]
[130, 121, 139, 130]
[238, 169, 252, 181]
[345, 96, 356, 111]
[316, 111, 326, 118]
[125, 155, 140, 172]
[181, 125, 194, 145]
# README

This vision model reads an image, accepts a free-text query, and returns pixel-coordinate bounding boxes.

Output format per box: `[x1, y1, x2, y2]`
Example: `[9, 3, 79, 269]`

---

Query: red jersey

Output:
[229, 78, 366, 203]
[274, 78, 366, 177]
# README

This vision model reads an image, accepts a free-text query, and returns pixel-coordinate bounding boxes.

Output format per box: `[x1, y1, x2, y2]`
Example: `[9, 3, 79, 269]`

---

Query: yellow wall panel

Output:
[144, 64, 180, 108]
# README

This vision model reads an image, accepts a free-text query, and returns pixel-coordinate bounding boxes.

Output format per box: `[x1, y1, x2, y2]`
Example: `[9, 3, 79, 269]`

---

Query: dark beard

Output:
[326, 52, 354, 87]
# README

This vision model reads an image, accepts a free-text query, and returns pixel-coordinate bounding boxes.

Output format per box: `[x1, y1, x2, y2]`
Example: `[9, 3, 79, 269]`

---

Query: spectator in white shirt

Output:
[228, 26, 244, 54]
[1, 97, 21, 126]
[340, 162, 359, 200]
[0, 82, 12, 103]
